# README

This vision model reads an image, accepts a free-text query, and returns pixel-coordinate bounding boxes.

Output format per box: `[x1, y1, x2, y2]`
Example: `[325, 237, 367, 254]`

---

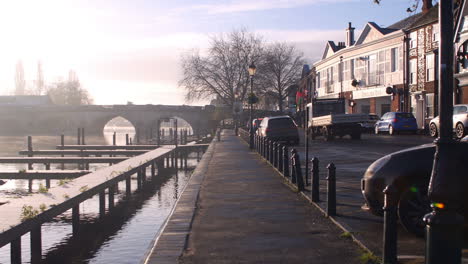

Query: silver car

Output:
[429, 104, 468, 139]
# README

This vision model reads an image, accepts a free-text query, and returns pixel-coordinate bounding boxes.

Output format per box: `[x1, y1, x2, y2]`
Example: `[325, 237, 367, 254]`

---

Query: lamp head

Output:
[248, 62, 256, 76]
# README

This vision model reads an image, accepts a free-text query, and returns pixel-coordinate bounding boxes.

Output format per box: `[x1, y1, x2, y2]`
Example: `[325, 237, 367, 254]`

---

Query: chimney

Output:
[422, 0, 433, 14]
[346, 22, 355, 47]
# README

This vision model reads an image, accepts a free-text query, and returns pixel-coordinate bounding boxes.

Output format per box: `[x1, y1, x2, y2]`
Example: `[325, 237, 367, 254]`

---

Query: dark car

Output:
[375, 112, 418, 135]
[257, 116, 299, 145]
[361, 142, 468, 236]
[359, 114, 380, 132]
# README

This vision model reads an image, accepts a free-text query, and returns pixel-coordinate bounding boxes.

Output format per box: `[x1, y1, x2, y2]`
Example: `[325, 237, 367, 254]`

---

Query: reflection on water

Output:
[0, 128, 204, 263]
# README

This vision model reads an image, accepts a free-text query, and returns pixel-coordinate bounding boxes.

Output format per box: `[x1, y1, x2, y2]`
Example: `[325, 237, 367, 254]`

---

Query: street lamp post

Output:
[248, 63, 257, 149]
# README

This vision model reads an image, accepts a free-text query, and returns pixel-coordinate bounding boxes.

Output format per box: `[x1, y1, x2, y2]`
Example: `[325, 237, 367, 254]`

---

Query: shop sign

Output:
[353, 87, 389, 100]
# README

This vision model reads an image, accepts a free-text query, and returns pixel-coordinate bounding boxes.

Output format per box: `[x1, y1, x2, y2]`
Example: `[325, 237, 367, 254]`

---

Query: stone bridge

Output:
[0, 104, 232, 137]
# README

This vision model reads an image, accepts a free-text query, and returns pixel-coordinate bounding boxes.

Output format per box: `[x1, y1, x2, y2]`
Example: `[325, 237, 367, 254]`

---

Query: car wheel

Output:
[374, 126, 379, 135]
[429, 123, 438, 137]
[398, 186, 431, 237]
[455, 122, 466, 139]
[389, 125, 395, 135]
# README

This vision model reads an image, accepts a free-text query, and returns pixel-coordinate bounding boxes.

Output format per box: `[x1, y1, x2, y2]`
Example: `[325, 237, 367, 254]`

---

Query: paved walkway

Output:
[172, 130, 363, 264]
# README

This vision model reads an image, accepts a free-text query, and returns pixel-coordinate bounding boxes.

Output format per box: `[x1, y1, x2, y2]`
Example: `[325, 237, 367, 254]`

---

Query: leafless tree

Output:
[179, 29, 264, 107]
[15, 60, 26, 95]
[47, 72, 93, 105]
[35, 61, 45, 95]
[258, 42, 305, 112]
[373, 0, 438, 13]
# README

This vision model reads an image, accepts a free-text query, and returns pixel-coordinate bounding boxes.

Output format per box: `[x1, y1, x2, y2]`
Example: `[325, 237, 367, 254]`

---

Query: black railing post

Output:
[269, 140, 273, 163]
[290, 149, 297, 183]
[278, 144, 283, 172]
[273, 142, 278, 168]
[283, 145, 289, 177]
[326, 163, 336, 217]
[311, 157, 320, 202]
[382, 184, 398, 264]
[292, 149, 305, 191]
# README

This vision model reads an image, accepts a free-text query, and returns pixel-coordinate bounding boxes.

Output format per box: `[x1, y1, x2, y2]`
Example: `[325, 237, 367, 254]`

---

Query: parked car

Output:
[361, 142, 468, 236]
[256, 116, 299, 145]
[374, 112, 418, 135]
[359, 114, 380, 132]
[429, 104, 468, 139]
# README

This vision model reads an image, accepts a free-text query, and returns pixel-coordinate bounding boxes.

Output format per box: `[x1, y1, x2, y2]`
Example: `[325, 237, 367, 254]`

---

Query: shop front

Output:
[352, 87, 392, 117]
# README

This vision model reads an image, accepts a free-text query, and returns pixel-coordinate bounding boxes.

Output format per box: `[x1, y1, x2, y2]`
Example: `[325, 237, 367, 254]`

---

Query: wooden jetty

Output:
[0, 157, 128, 164]
[56, 145, 159, 150]
[19, 150, 149, 156]
[0, 145, 176, 263]
[0, 170, 91, 179]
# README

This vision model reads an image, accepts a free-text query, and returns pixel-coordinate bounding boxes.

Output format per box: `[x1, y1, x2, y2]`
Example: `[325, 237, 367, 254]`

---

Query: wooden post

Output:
[151, 162, 155, 178]
[27, 136, 33, 170]
[126, 176, 131, 196]
[142, 167, 147, 184]
[81, 128, 85, 145]
[137, 170, 142, 190]
[28, 179, 33, 193]
[72, 205, 80, 235]
[126, 134, 129, 145]
[10, 237, 21, 264]
[77, 128, 81, 145]
[109, 186, 115, 210]
[113, 132, 116, 146]
[30, 226, 42, 264]
[61, 135, 65, 170]
[99, 191, 106, 218]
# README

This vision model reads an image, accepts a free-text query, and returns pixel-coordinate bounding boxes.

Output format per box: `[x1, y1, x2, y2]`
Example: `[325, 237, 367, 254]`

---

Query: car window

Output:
[369, 115, 379, 120]
[458, 106, 467, 113]
[268, 118, 296, 128]
[381, 113, 388, 119]
[453, 106, 461, 115]
[396, 113, 414, 119]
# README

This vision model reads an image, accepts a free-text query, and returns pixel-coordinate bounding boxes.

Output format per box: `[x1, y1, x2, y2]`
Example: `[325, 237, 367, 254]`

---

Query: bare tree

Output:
[47, 72, 93, 105]
[258, 42, 305, 112]
[35, 61, 45, 95]
[179, 29, 264, 107]
[15, 60, 26, 95]
[373, 0, 437, 13]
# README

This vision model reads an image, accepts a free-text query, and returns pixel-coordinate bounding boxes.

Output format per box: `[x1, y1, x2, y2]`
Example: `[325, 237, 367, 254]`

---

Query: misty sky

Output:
[0, 0, 425, 105]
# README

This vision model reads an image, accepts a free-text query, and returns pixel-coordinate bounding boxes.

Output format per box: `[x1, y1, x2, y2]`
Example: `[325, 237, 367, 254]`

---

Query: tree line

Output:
[14, 61, 93, 105]
[179, 29, 305, 112]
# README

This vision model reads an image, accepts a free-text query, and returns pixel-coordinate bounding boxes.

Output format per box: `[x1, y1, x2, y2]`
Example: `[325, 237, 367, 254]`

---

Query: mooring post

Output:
[126, 134, 129, 145]
[77, 128, 81, 145]
[81, 128, 85, 145]
[382, 184, 398, 264]
[27, 136, 33, 170]
[290, 149, 297, 183]
[108, 186, 115, 210]
[311, 157, 320, 202]
[137, 170, 143, 189]
[28, 179, 33, 193]
[326, 163, 336, 217]
[151, 162, 156, 178]
[142, 167, 147, 184]
[60, 134, 65, 170]
[99, 191, 106, 218]
[283, 145, 289, 177]
[292, 149, 305, 191]
[30, 226, 42, 264]
[113, 132, 116, 146]
[72, 205, 80, 236]
[11, 237, 21, 264]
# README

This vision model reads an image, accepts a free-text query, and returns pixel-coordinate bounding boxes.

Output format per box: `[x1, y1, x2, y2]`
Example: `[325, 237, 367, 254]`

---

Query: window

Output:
[410, 32, 417, 48]
[432, 24, 439, 42]
[426, 54, 435, 81]
[316, 72, 321, 88]
[426, 94, 434, 118]
[409, 59, 417, 84]
[391, 48, 399, 72]
[368, 54, 377, 85]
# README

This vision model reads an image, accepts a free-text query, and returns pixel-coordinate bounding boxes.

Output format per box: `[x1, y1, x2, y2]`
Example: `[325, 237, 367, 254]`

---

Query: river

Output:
[0, 127, 203, 263]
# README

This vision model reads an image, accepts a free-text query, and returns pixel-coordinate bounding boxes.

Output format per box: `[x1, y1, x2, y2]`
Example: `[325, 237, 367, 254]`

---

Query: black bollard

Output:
[113, 132, 116, 146]
[262, 137, 266, 157]
[382, 185, 398, 264]
[269, 140, 274, 163]
[273, 142, 277, 168]
[311, 157, 320, 202]
[291, 149, 305, 191]
[326, 163, 336, 217]
[77, 128, 81, 145]
[290, 149, 296, 183]
[126, 134, 129, 145]
[278, 144, 283, 172]
[266, 139, 270, 161]
[81, 128, 85, 145]
[283, 145, 289, 177]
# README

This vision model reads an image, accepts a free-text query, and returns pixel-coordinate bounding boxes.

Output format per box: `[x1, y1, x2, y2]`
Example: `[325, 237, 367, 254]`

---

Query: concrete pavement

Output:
[175, 130, 363, 264]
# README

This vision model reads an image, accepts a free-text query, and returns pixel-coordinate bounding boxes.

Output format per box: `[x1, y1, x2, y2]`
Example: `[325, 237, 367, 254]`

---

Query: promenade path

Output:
[147, 130, 363, 264]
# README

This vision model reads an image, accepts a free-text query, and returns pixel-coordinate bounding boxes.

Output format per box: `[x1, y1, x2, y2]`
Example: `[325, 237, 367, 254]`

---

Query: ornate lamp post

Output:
[248, 63, 257, 149]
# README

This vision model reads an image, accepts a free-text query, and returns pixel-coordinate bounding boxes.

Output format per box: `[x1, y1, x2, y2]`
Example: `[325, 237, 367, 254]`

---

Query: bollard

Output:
[61, 134, 65, 170]
[217, 129, 221, 142]
[266, 139, 270, 161]
[113, 132, 116, 146]
[81, 128, 85, 145]
[126, 134, 129, 145]
[269, 140, 274, 163]
[262, 137, 266, 157]
[326, 163, 336, 217]
[311, 157, 320, 202]
[291, 149, 305, 191]
[290, 149, 296, 183]
[27, 136, 33, 170]
[382, 184, 398, 264]
[278, 143, 283, 172]
[283, 145, 289, 177]
[273, 142, 277, 168]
